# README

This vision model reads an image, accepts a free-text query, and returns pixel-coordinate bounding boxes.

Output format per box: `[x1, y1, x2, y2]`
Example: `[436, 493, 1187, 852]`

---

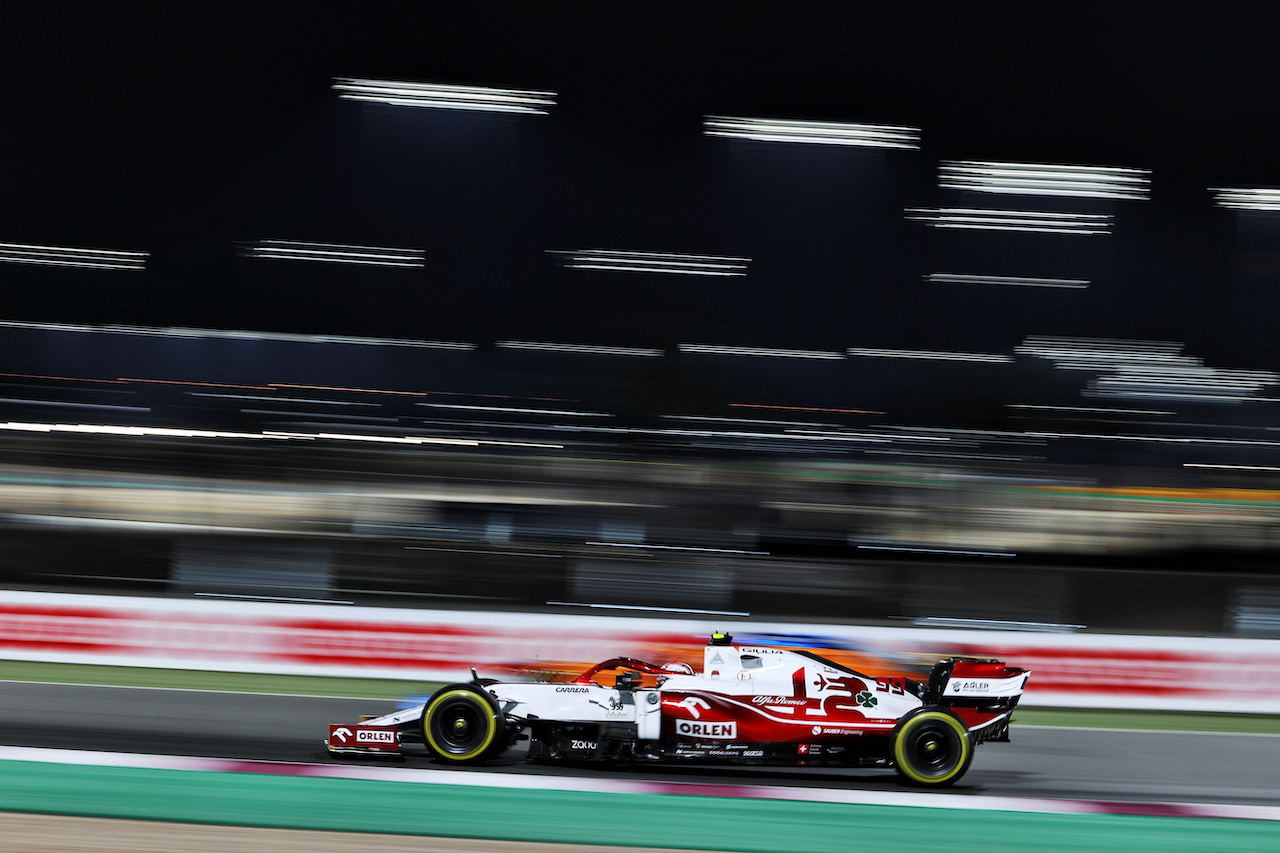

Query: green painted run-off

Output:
[0, 760, 1275, 852]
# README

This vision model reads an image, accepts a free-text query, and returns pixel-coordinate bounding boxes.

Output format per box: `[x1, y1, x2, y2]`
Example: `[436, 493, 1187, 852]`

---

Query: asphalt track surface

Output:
[3, 682, 1278, 807]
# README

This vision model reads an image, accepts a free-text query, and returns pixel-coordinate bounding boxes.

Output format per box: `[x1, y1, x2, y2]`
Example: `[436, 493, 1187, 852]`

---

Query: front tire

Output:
[892, 708, 973, 787]
[422, 684, 504, 764]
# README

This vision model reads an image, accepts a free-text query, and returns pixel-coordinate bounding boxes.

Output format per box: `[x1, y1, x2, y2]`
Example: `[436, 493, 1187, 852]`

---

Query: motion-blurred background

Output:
[3, 4, 1280, 639]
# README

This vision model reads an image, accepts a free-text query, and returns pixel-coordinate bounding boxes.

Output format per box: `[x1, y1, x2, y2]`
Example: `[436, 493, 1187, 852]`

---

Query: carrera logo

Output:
[356, 729, 395, 744]
[676, 720, 737, 739]
[556, 687, 589, 693]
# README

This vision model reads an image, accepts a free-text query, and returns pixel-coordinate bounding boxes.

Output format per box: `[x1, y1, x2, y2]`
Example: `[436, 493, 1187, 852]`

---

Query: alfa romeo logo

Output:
[855, 690, 877, 708]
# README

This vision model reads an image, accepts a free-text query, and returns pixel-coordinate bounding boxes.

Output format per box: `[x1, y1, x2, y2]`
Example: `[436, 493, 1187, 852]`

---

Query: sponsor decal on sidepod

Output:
[676, 720, 737, 739]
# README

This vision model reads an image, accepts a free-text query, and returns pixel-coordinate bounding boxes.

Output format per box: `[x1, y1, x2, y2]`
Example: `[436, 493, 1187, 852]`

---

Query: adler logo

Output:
[951, 680, 991, 693]
[676, 720, 737, 739]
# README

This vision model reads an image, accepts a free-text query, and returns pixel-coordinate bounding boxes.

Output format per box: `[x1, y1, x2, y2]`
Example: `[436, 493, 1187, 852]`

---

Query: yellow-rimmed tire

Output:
[892, 708, 973, 787]
[422, 684, 503, 765]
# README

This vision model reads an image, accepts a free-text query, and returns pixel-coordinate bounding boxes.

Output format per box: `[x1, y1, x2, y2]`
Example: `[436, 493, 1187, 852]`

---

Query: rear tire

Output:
[422, 684, 504, 764]
[892, 708, 973, 787]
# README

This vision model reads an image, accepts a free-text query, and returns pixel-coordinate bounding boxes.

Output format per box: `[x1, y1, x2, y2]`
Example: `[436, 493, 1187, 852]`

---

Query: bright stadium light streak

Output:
[496, 341, 665, 357]
[664, 415, 835, 428]
[905, 208, 1113, 235]
[649, 427, 888, 443]
[1185, 463, 1280, 471]
[1009, 404, 1174, 415]
[586, 542, 770, 555]
[264, 430, 563, 449]
[0, 398, 150, 412]
[239, 410, 399, 423]
[703, 116, 920, 149]
[421, 418, 631, 436]
[866, 449, 1034, 462]
[407, 546, 564, 559]
[418, 403, 614, 417]
[195, 593, 355, 605]
[548, 601, 751, 617]
[0, 320, 474, 350]
[0, 422, 267, 440]
[243, 240, 424, 268]
[1211, 188, 1280, 210]
[550, 249, 749, 276]
[926, 273, 1089, 289]
[679, 344, 845, 360]
[1015, 336, 1186, 366]
[1016, 336, 1278, 402]
[0, 242, 147, 270]
[885, 425, 1044, 444]
[939, 161, 1150, 200]
[911, 617, 1082, 631]
[859, 545, 1016, 557]
[781, 432, 894, 443]
[1027, 431, 1280, 447]
[268, 383, 570, 403]
[687, 441, 845, 455]
[787, 428, 950, 442]
[729, 403, 885, 415]
[0, 420, 563, 449]
[187, 393, 380, 406]
[849, 348, 1013, 363]
[313, 432, 479, 446]
[333, 78, 556, 114]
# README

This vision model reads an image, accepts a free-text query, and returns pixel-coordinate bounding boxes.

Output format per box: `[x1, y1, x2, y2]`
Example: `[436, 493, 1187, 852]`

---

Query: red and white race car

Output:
[327, 632, 1029, 787]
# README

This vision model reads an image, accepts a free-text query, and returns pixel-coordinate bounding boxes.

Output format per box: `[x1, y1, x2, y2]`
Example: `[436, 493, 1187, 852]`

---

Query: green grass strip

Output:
[0, 659, 440, 699]
[0, 760, 1275, 852]
[1014, 706, 1280, 734]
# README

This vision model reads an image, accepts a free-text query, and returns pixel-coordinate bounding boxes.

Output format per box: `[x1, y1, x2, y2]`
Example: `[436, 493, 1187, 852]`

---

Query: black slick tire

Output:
[422, 683, 504, 764]
[891, 707, 973, 787]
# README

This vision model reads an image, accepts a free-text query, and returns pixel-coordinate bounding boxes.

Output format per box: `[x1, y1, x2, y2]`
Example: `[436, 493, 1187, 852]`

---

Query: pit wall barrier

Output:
[2, 590, 1278, 713]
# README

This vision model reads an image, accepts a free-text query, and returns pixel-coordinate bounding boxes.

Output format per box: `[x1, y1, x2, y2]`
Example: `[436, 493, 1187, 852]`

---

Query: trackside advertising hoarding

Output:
[1, 591, 1278, 712]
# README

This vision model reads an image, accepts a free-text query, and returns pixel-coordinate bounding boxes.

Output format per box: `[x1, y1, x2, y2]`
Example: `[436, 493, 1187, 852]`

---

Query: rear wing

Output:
[929, 657, 1029, 705]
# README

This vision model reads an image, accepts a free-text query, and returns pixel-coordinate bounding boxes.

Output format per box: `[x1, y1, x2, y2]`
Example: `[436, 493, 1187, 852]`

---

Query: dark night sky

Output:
[3, 4, 1280, 429]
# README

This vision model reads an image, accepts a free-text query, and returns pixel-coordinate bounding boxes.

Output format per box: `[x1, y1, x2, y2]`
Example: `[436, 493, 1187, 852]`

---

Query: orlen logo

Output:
[676, 720, 737, 739]
[357, 729, 395, 743]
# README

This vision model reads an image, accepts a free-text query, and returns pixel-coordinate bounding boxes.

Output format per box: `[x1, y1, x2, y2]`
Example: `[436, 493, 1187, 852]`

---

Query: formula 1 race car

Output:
[327, 633, 1029, 787]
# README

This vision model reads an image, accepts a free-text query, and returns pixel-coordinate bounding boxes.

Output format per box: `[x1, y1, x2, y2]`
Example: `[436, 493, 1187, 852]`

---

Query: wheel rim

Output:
[910, 727, 953, 771]
[429, 693, 494, 757]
